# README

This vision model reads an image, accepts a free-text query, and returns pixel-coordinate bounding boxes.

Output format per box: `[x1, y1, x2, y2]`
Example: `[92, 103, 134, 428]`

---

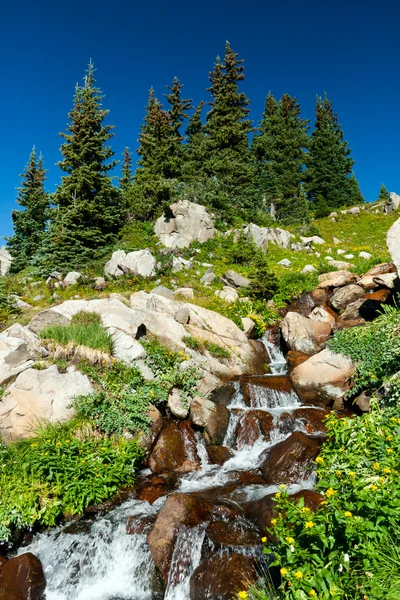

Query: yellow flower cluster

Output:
[315, 456, 324, 465]
[238, 592, 248, 599]
[326, 488, 336, 498]
[305, 521, 315, 529]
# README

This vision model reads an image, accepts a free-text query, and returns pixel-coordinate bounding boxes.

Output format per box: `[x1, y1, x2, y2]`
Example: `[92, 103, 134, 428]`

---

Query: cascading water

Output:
[18, 331, 322, 600]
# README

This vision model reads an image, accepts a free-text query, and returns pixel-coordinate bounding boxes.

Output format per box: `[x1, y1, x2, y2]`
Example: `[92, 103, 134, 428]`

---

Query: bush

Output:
[0, 421, 143, 543]
[0, 279, 18, 329]
[273, 271, 319, 308]
[249, 251, 279, 300]
[40, 311, 113, 354]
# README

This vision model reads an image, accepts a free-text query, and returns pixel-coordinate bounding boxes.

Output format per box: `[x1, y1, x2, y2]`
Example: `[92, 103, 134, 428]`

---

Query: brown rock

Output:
[318, 270, 358, 289]
[135, 472, 179, 504]
[235, 410, 274, 448]
[209, 384, 236, 407]
[148, 422, 199, 473]
[354, 391, 371, 413]
[291, 348, 355, 405]
[286, 293, 316, 317]
[336, 292, 390, 326]
[126, 514, 156, 535]
[281, 312, 331, 355]
[260, 432, 322, 484]
[137, 404, 164, 453]
[147, 493, 212, 583]
[206, 445, 233, 465]
[311, 288, 329, 305]
[291, 489, 325, 511]
[364, 262, 396, 277]
[190, 553, 257, 600]
[0, 553, 46, 600]
[308, 305, 336, 327]
[287, 350, 310, 373]
[242, 493, 278, 535]
[290, 407, 329, 435]
[206, 519, 260, 549]
[330, 284, 365, 311]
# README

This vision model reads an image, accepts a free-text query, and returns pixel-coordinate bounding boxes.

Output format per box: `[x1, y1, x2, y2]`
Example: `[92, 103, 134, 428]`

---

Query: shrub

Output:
[0, 279, 18, 329]
[249, 251, 279, 300]
[183, 335, 230, 359]
[273, 271, 318, 308]
[40, 311, 113, 354]
[183, 335, 203, 351]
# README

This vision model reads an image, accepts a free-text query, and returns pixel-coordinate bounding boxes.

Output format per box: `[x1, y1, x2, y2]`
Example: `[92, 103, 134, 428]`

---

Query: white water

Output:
[17, 332, 319, 600]
[262, 329, 287, 375]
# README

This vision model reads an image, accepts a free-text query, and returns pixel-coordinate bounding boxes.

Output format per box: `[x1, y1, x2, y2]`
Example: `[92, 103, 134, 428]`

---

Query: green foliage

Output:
[273, 271, 319, 308]
[314, 196, 331, 219]
[260, 406, 400, 599]
[183, 335, 230, 358]
[39, 311, 114, 353]
[0, 421, 143, 543]
[0, 279, 18, 328]
[305, 94, 357, 210]
[6, 148, 49, 272]
[377, 183, 390, 204]
[327, 304, 400, 396]
[249, 252, 279, 300]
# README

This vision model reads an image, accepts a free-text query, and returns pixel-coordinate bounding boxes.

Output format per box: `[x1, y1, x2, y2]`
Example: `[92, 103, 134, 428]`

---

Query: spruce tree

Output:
[39, 61, 122, 269]
[252, 93, 309, 223]
[164, 77, 192, 177]
[377, 183, 390, 204]
[348, 173, 365, 205]
[183, 101, 207, 180]
[120, 147, 133, 194]
[6, 148, 49, 272]
[204, 42, 256, 217]
[305, 94, 356, 209]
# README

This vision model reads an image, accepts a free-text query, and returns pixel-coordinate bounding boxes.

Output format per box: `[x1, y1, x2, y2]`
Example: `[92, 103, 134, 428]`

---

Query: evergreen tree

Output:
[39, 61, 122, 269]
[120, 147, 133, 194]
[164, 77, 192, 174]
[6, 148, 49, 272]
[377, 183, 390, 204]
[252, 93, 309, 223]
[204, 42, 256, 217]
[348, 173, 365, 205]
[305, 94, 355, 209]
[183, 101, 207, 180]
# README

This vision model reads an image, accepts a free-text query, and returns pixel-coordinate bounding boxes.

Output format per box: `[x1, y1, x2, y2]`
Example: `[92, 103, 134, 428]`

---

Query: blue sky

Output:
[1, 0, 399, 239]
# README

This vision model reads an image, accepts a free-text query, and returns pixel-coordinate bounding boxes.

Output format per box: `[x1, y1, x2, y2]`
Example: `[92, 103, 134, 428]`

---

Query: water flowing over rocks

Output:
[0, 552, 46, 600]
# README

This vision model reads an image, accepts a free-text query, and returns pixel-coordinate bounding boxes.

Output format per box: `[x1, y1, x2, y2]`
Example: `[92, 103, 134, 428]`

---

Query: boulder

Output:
[136, 404, 164, 453]
[241, 317, 256, 339]
[0, 365, 93, 442]
[266, 227, 292, 249]
[242, 223, 268, 251]
[63, 271, 82, 286]
[167, 388, 189, 419]
[235, 410, 274, 448]
[119, 249, 156, 278]
[278, 258, 292, 268]
[104, 249, 127, 278]
[94, 276, 106, 290]
[387, 217, 400, 275]
[223, 270, 250, 288]
[108, 328, 146, 364]
[260, 431, 321, 484]
[326, 260, 355, 270]
[348, 206, 360, 214]
[300, 235, 326, 246]
[200, 270, 216, 285]
[281, 312, 331, 355]
[148, 422, 199, 473]
[175, 287, 195, 300]
[309, 306, 336, 327]
[190, 553, 257, 600]
[318, 270, 358, 289]
[151, 285, 174, 300]
[206, 445, 233, 465]
[291, 348, 355, 405]
[0, 337, 34, 386]
[0, 552, 46, 600]
[147, 493, 212, 582]
[215, 286, 238, 303]
[0, 324, 47, 357]
[134, 472, 178, 504]
[0, 247, 12, 276]
[205, 518, 260, 549]
[154, 200, 215, 248]
[172, 256, 193, 273]
[174, 306, 190, 324]
[330, 284, 365, 311]
[190, 397, 230, 444]
[385, 192, 400, 213]
[302, 264, 317, 273]
[365, 262, 396, 277]
[336, 291, 390, 327]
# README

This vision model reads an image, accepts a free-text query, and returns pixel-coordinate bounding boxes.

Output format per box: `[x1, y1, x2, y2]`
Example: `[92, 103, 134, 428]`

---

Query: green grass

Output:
[39, 311, 114, 354]
[183, 335, 231, 359]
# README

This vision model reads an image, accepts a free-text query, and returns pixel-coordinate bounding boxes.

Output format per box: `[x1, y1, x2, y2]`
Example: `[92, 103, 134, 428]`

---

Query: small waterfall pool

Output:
[17, 331, 323, 600]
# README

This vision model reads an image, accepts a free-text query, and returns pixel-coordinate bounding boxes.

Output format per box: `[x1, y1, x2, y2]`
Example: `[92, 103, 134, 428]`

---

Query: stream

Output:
[18, 331, 326, 600]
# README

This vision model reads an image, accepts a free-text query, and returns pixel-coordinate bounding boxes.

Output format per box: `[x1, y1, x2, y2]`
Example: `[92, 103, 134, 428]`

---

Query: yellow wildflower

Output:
[349, 471, 356, 477]
[397, 419, 400, 425]
[315, 456, 324, 464]
[294, 571, 303, 579]
[261, 537, 267, 543]
[31, 443, 38, 448]
[238, 592, 248, 599]
[344, 511, 352, 517]
[379, 477, 385, 483]
[285, 537, 295, 544]
[302, 507, 311, 513]
[373, 462, 380, 470]
[271, 519, 277, 526]
[320, 500, 328, 505]
[336, 470, 342, 477]
[326, 488, 336, 498]
[275, 492, 281, 498]
[310, 591, 317, 597]
[390, 417, 397, 422]
[280, 568, 288, 576]
[383, 467, 391, 474]
[56, 442, 61, 446]
[387, 449, 393, 453]
[370, 485, 378, 491]
[305, 521, 315, 529]
[280, 484, 287, 489]
[387, 435, 394, 441]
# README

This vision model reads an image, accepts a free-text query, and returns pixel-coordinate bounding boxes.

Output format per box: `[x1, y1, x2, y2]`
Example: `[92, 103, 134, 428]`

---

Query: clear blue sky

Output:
[1, 0, 399, 239]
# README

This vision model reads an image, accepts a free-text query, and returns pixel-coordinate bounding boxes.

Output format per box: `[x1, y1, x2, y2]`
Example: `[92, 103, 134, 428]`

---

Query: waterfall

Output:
[164, 526, 206, 600]
[262, 329, 287, 375]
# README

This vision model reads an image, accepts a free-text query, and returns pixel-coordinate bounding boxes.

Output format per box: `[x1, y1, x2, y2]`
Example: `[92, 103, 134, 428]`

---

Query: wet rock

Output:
[286, 350, 310, 373]
[147, 493, 212, 583]
[190, 552, 257, 600]
[0, 552, 46, 600]
[260, 431, 321, 484]
[289, 407, 329, 435]
[291, 348, 355, 405]
[291, 489, 326, 511]
[235, 410, 274, 448]
[206, 445, 233, 465]
[148, 422, 199, 473]
[135, 472, 179, 504]
[285, 292, 316, 317]
[209, 384, 236, 407]
[336, 291, 390, 327]
[242, 493, 278, 535]
[282, 312, 331, 355]
[126, 514, 157, 535]
[330, 284, 365, 311]
[205, 518, 260, 549]
[190, 397, 230, 444]
[318, 270, 358, 289]
[136, 404, 164, 454]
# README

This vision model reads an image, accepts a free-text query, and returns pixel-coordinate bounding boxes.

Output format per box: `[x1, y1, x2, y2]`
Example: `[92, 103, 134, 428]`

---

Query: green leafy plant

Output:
[183, 335, 230, 359]
[249, 251, 279, 300]
[40, 311, 114, 354]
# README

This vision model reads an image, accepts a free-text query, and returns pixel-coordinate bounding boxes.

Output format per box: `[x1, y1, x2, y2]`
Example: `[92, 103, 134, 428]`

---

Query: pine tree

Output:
[6, 148, 49, 272]
[252, 93, 309, 223]
[348, 173, 365, 205]
[377, 183, 390, 204]
[204, 42, 256, 217]
[120, 147, 133, 194]
[39, 61, 122, 269]
[183, 101, 207, 180]
[164, 78, 192, 171]
[305, 94, 355, 210]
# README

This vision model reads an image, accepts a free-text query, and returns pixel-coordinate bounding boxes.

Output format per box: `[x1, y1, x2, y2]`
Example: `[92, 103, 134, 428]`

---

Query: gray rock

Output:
[174, 307, 190, 324]
[104, 249, 127, 278]
[359, 251, 372, 260]
[329, 212, 338, 218]
[348, 207, 361, 214]
[223, 270, 250, 288]
[0, 247, 12, 276]
[154, 200, 215, 248]
[152, 285, 174, 300]
[94, 276, 106, 289]
[336, 249, 345, 255]
[330, 284, 365, 311]
[278, 259, 292, 268]
[241, 317, 256, 338]
[172, 257, 193, 273]
[215, 287, 239, 303]
[301, 235, 326, 247]
[119, 249, 156, 278]
[174, 288, 195, 300]
[64, 271, 82, 286]
[135, 360, 155, 381]
[326, 260, 355, 270]
[387, 217, 400, 276]
[167, 388, 189, 419]
[33, 295, 44, 301]
[0, 337, 34, 386]
[200, 269, 216, 286]
[385, 192, 400, 213]
[344, 254, 355, 259]
[333, 237, 342, 245]
[242, 224, 293, 251]
[302, 264, 317, 273]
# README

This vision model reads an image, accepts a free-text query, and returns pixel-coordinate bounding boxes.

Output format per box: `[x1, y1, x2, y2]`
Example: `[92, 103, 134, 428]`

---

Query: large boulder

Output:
[148, 422, 199, 473]
[260, 431, 321, 484]
[190, 397, 230, 444]
[281, 312, 331, 355]
[330, 284, 365, 311]
[387, 217, 400, 276]
[154, 200, 215, 248]
[0, 247, 12, 276]
[104, 249, 156, 278]
[242, 224, 292, 251]
[0, 324, 48, 357]
[385, 192, 400, 213]
[0, 337, 34, 386]
[291, 348, 355, 405]
[0, 365, 93, 442]
[318, 270, 358, 289]
[190, 552, 257, 599]
[0, 552, 46, 600]
[147, 493, 212, 583]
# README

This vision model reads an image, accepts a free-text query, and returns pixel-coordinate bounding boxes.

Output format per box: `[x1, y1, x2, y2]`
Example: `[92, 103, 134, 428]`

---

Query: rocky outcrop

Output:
[154, 200, 215, 248]
[0, 337, 34, 386]
[104, 249, 156, 278]
[0, 247, 12, 276]
[0, 365, 93, 442]
[291, 348, 355, 405]
[242, 223, 292, 251]
[281, 312, 331, 355]
[0, 552, 46, 600]
[385, 192, 400, 213]
[387, 217, 400, 276]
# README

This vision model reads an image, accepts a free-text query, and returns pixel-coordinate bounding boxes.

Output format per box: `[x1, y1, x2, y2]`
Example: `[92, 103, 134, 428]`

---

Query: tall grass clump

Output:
[39, 311, 113, 354]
